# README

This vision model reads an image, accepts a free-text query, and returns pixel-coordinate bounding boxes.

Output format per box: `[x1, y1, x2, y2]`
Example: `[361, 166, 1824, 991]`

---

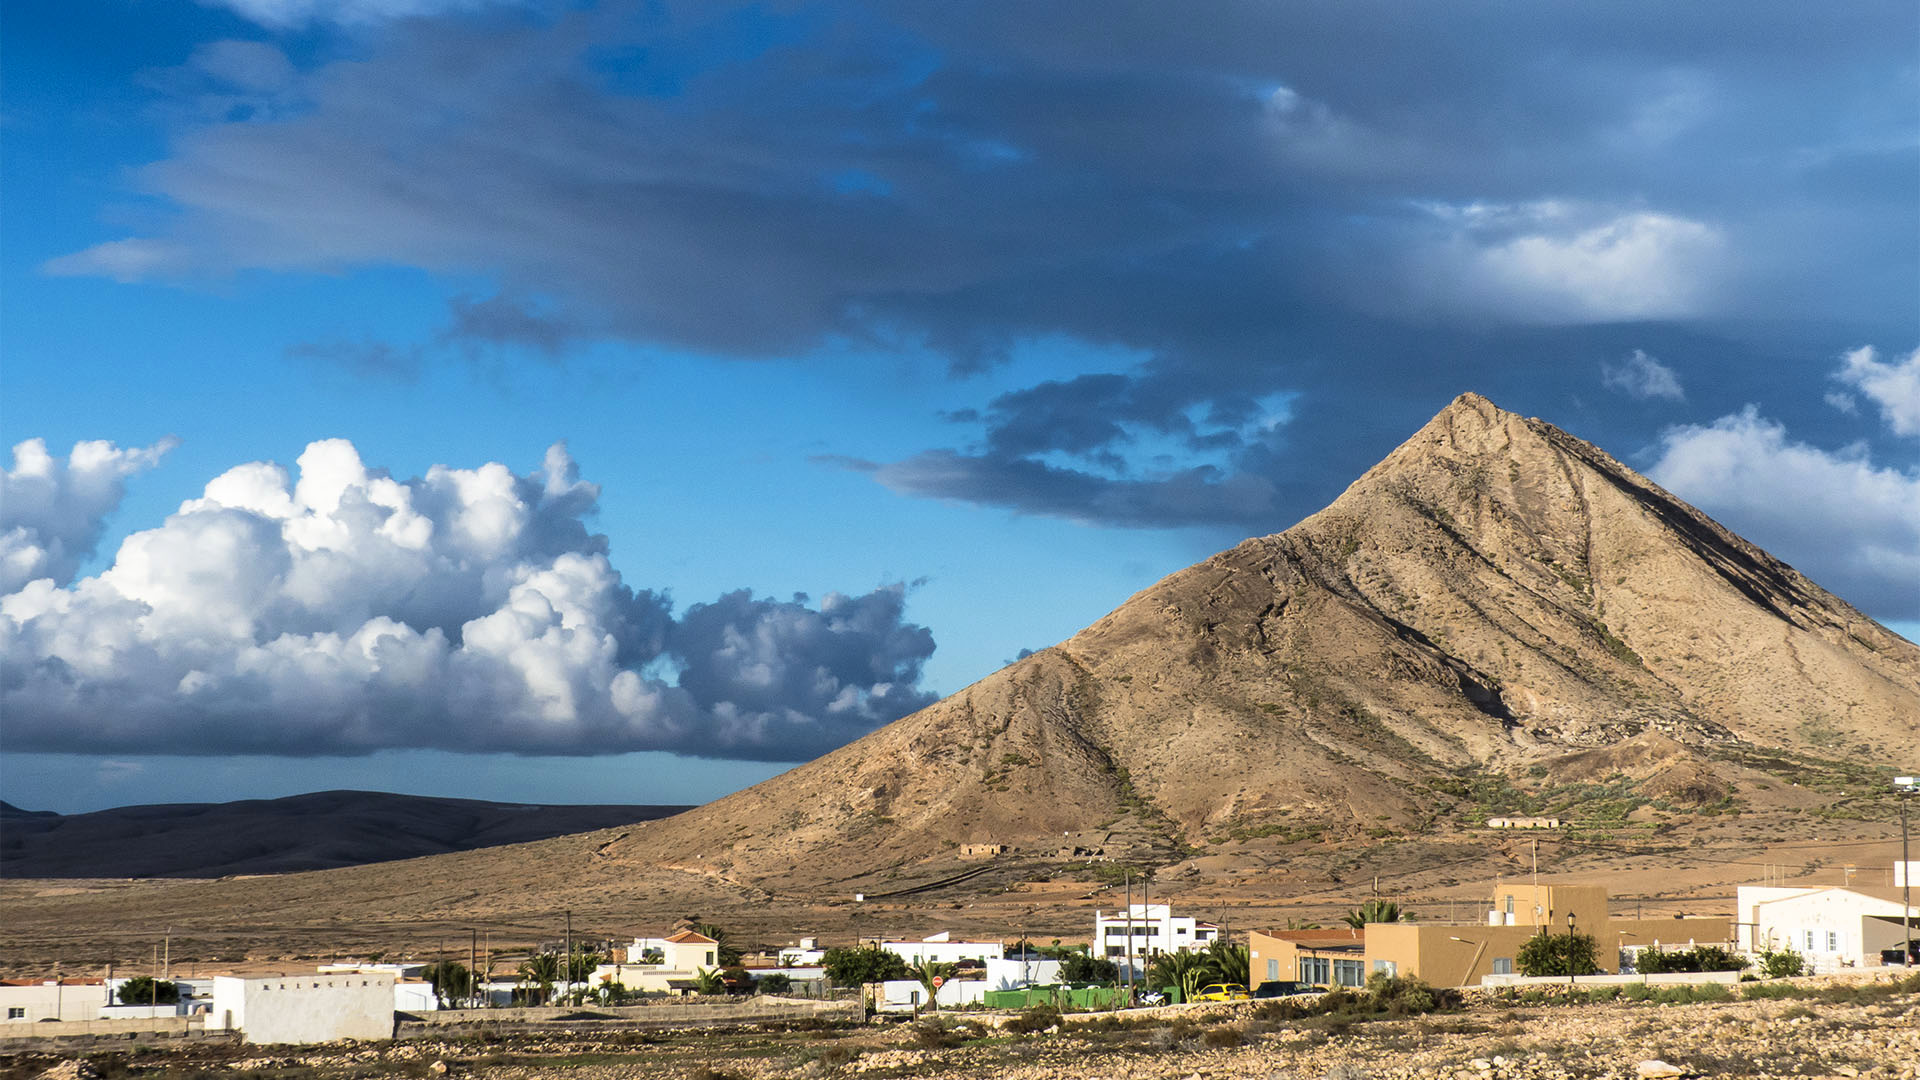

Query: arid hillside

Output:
[595, 392, 1917, 891]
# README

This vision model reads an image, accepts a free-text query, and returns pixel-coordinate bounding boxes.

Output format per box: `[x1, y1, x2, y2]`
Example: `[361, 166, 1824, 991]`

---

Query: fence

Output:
[397, 995, 861, 1037]
[0, 1016, 239, 1050]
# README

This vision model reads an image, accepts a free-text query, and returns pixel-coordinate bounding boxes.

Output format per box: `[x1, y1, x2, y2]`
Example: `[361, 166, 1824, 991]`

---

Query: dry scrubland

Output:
[8, 975, 1918, 1080]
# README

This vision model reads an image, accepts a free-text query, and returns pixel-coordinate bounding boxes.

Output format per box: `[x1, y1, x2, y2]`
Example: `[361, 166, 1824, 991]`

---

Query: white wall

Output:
[874, 979, 984, 1011]
[984, 957, 1060, 990]
[879, 936, 1002, 966]
[0, 983, 112, 1023]
[212, 973, 395, 1044]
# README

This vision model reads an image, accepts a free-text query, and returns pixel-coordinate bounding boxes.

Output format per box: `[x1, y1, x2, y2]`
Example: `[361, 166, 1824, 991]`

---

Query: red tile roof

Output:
[664, 930, 719, 944]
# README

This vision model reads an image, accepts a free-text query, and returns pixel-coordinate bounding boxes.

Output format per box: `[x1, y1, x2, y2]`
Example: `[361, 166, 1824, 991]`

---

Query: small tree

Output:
[822, 946, 910, 987]
[1058, 952, 1119, 985]
[756, 971, 793, 995]
[596, 980, 631, 1005]
[565, 949, 602, 985]
[116, 977, 180, 1006]
[1342, 900, 1413, 928]
[1516, 931, 1600, 977]
[423, 960, 472, 1007]
[1759, 946, 1806, 979]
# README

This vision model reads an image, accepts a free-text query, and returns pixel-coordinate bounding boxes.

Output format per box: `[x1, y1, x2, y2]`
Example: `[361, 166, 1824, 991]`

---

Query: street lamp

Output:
[1567, 912, 1577, 987]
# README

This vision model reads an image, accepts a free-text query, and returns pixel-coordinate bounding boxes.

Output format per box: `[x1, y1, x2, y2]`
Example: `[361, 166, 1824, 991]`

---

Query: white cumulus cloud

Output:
[0, 440, 935, 759]
[1646, 407, 1920, 616]
[1834, 344, 1920, 437]
[0, 437, 179, 595]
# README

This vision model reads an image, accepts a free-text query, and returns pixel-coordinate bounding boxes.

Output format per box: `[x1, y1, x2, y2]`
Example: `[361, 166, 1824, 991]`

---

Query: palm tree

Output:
[909, 960, 956, 1011]
[1342, 899, 1413, 928]
[692, 967, 725, 995]
[1145, 951, 1213, 1001]
[518, 952, 561, 1005]
[1205, 941, 1249, 986]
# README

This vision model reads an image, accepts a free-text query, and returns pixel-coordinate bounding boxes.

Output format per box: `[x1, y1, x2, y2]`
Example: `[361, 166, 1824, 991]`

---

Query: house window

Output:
[1492, 958, 1513, 975]
[1803, 931, 1816, 952]
[1267, 959, 1280, 981]
[1373, 960, 1397, 977]
[1504, 896, 1515, 916]
[1299, 957, 1331, 984]
[1826, 931, 1839, 952]
[7, 1008, 24, 1019]
[1333, 960, 1365, 987]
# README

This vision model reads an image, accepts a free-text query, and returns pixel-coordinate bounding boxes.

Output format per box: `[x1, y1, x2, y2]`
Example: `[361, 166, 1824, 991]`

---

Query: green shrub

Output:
[1585, 985, 1622, 1003]
[1637, 945, 1748, 974]
[1758, 947, 1806, 979]
[1517, 932, 1601, 977]
[1620, 983, 1654, 1002]
[115, 977, 179, 1006]
[822, 946, 910, 987]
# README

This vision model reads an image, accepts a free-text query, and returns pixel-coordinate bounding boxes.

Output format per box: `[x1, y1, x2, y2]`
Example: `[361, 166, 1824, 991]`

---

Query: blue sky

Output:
[2, 0, 1915, 813]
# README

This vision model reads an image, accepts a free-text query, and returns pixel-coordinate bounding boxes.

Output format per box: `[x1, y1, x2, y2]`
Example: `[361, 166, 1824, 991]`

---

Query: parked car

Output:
[1252, 981, 1311, 998]
[1192, 983, 1250, 1002]
[1880, 944, 1918, 965]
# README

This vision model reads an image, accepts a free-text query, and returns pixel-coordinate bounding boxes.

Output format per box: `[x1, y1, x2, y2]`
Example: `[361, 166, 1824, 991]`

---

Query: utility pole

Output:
[1898, 777, 1916, 966]
[564, 910, 573, 1004]
[470, 929, 479, 1009]
[1123, 871, 1134, 1002]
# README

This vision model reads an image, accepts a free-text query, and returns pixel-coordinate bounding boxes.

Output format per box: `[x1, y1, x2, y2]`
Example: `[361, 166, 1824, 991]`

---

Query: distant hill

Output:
[0, 790, 690, 878]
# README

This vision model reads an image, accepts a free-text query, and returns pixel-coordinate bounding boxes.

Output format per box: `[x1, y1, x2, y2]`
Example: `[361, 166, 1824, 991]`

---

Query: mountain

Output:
[0, 791, 691, 878]
[3, 394, 1914, 974]
[589, 392, 1919, 892]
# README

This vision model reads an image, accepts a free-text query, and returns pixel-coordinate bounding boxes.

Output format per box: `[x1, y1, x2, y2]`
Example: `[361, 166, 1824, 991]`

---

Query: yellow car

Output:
[1192, 983, 1251, 1002]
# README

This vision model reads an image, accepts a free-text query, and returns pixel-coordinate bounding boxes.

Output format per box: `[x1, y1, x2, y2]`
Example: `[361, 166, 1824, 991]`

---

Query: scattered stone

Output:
[34, 1062, 101, 1080]
[428, 1061, 449, 1075]
[1635, 1061, 1686, 1079]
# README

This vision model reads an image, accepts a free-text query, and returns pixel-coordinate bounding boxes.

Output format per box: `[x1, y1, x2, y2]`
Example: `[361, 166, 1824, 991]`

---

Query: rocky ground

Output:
[8, 974, 1916, 1080]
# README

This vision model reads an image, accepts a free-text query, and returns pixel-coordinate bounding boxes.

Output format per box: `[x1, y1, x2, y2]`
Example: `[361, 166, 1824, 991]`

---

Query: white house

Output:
[208, 972, 395, 1044]
[876, 932, 1003, 967]
[1095, 904, 1219, 963]
[1736, 884, 1918, 973]
[777, 938, 826, 966]
[624, 930, 720, 970]
[0, 980, 113, 1023]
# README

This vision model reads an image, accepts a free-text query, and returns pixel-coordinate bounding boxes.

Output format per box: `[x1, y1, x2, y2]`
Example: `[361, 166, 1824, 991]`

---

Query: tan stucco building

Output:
[1251, 884, 1732, 990]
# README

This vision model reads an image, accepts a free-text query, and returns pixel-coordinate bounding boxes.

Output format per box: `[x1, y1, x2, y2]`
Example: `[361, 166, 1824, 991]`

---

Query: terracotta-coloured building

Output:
[1251, 884, 1732, 990]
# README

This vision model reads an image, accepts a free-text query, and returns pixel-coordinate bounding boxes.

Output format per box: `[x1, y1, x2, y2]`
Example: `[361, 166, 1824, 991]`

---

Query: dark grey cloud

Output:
[41, 0, 1920, 616]
[0, 440, 935, 761]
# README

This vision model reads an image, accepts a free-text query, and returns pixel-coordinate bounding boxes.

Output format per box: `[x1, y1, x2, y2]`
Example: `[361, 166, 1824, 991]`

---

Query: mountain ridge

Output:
[0, 789, 692, 878]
